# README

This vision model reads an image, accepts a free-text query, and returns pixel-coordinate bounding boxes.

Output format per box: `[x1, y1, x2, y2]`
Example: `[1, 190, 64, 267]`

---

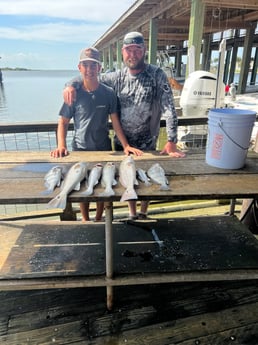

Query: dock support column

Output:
[187, 0, 205, 75]
[148, 18, 158, 65]
[105, 201, 113, 310]
[116, 40, 122, 70]
[238, 24, 256, 94]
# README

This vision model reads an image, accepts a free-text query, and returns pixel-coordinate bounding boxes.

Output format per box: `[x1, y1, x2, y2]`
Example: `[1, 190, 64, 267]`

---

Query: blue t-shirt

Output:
[59, 83, 117, 151]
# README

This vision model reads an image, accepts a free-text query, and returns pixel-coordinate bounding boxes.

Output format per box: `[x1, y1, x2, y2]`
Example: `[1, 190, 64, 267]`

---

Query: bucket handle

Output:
[218, 121, 249, 151]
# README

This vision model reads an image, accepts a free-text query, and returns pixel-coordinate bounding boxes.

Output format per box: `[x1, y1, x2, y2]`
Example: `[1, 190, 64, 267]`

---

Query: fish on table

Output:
[119, 155, 138, 202]
[98, 162, 117, 197]
[80, 163, 103, 196]
[47, 162, 88, 210]
[137, 167, 152, 187]
[147, 163, 170, 191]
[42, 165, 63, 195]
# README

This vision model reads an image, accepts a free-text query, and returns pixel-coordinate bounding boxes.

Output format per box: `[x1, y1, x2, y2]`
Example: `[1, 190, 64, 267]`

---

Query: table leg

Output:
[105, 201, 113, 310]
[229, 198, 236, 216]
[60, 202, 77, 220]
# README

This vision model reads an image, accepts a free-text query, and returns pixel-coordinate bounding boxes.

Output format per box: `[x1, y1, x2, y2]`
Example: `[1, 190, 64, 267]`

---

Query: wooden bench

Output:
[1, 215, 258, 293]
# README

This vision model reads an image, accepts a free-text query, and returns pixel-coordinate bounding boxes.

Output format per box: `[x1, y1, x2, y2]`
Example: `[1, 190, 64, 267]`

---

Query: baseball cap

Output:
[123, 32, 144, 48]
[79, 47, 101, 64]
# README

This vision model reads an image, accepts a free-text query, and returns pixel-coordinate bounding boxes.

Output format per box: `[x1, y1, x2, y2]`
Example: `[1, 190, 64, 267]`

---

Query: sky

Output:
[0, 0, 136, 70]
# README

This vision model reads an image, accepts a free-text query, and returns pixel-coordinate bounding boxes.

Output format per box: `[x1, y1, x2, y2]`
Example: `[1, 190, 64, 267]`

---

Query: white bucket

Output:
[206, 108, 256, 169]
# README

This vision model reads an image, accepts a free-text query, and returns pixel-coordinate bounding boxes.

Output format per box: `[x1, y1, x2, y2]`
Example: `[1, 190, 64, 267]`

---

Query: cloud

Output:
[0, 0, 135, 69]
[0, 0, 135, 21]
[0, 22, 109, 43]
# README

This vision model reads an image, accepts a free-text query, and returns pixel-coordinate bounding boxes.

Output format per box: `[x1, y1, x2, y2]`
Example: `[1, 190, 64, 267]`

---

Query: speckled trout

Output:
[42, 165, 63, 195]
[147, 163, 170, 191]
[47, 162, 88, 210]
[81, 163, 103, 196]
[99, 162, 117, 197]
[137, 168, 152, 187]
[119, 155, 138, 202]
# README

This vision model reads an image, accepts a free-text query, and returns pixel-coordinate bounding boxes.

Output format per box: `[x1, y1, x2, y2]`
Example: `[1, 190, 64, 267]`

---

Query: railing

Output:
[0, 117, 209, 151]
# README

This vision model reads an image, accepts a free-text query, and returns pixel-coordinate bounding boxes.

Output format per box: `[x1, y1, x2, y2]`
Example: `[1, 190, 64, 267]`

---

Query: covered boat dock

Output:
[94, 0, 258, 93]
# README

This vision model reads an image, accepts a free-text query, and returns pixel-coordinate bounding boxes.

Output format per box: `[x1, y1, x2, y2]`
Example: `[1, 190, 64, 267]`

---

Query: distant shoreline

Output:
[0, 68, 77, 72]
[0, 67, 30, 71]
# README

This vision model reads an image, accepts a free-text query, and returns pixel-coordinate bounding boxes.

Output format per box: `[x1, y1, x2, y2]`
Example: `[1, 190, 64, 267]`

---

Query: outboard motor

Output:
[178, 71, 225, 147]
[180, 70, 225, 117]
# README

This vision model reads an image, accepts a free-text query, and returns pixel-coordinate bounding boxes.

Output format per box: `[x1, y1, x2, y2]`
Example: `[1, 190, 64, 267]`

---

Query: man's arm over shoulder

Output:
[63, 75, 83, 105]
[65, 75, 83, 89]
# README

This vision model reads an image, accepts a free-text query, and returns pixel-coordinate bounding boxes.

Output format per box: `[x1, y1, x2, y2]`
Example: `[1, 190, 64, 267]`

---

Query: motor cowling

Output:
[179, 71, 225, 117]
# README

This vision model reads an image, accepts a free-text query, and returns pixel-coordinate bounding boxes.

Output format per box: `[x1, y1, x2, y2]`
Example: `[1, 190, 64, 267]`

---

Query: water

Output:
[0, 70, 256, 123]
[0, 70, 78, 123]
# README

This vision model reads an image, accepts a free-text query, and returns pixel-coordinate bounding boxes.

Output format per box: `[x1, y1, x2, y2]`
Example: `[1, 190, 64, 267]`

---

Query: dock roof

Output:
[94, 0, 258, 51]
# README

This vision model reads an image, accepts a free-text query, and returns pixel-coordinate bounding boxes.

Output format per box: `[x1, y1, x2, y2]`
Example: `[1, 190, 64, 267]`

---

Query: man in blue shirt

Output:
[52, 47, 141, 221]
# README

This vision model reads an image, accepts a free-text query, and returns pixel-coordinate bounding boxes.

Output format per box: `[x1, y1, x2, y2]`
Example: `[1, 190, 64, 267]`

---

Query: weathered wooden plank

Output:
[0, 154, 258, 180]
[2, 281, 258, 343]
[0, 173, 257, 204]
[1, 217, 258, 283]
[0, 209, 63, 221]
[0, 317, 8, 337]
[0, 320, 85, 345]
[87, 301, 258, 344]
[4, 294, 258, 344]
[0, 150, 257, 167]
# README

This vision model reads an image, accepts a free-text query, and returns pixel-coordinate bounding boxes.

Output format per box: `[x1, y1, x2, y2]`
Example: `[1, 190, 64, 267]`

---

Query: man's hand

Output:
[123, 145, 143, 156]
[50, 147, 69, 158]
[63, 86, 76, 106]
[160, 141, 186, 158]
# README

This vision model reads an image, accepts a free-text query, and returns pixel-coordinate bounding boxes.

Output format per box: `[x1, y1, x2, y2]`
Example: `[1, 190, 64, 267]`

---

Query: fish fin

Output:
[120, 188, 138, 202]
[160, 185, 171, 191]
[94, 180, 99, 187]
[73, 182, 81, 191]
[80, 188, 93, 196]
[47, 193, 67, 210]
[98, 188, 115, 197]
[41, 189, 53, 196]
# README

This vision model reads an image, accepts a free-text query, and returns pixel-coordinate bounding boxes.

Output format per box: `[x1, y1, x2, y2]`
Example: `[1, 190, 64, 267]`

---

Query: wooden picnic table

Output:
[0, 150, 258, 202]
[0, 150, 258, 309]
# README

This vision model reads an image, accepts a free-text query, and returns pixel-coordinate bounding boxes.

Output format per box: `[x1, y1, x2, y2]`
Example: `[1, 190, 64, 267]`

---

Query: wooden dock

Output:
[0, 148, 257, 343]
[1, 280, 258, 344]
[1, 216, 258, 344]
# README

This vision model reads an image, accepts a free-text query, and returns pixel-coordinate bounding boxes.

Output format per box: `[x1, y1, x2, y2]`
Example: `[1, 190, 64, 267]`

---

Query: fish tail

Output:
[47, 193, 67, 210]
[120, 188, 138, 202]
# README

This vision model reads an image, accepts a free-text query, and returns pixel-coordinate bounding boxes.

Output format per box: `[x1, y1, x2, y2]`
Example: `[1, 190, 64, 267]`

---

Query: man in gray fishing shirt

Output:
[63, 31, 185, 220]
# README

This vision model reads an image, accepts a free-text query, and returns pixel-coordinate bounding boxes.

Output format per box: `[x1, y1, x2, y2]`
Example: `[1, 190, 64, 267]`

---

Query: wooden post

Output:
[148, 18, 158, 65]
[60, 202, 77, 221]
[105, 201, 114, 310]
